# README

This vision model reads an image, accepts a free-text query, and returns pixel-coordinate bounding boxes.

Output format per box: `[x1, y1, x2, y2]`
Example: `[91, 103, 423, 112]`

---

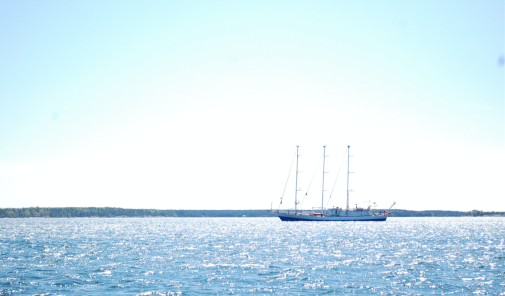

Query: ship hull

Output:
[276, 213, 387, 222]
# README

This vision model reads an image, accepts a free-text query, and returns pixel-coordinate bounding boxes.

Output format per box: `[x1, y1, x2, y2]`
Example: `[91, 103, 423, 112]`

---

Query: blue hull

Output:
[277, 214, 387, 222]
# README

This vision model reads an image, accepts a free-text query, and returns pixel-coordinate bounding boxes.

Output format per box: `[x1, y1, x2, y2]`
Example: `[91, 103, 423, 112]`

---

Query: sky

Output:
[0, 0, 503, 211]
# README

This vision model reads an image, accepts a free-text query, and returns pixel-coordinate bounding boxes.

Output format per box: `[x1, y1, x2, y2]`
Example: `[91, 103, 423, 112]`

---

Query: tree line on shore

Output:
[0, 207, 273, 218]
[0, 207, 503, 218]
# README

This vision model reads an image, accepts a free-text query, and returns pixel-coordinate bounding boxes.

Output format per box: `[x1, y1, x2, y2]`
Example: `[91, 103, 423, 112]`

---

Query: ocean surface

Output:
[1, 217, 504, 295]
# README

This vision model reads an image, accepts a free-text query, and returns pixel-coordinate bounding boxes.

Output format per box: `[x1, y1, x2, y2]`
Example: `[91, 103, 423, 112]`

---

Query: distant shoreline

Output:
[0, 207, 503, 218]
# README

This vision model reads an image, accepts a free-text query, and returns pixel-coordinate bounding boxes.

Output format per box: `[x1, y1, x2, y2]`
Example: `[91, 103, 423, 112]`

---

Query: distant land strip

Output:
[0, 208, 504, 218]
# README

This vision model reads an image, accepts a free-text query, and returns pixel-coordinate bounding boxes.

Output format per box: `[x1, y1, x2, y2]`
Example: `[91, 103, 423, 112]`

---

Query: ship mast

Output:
[346, 145, 350, 211]
[322, 145, 326, 215]
[295, 146, 299, 213]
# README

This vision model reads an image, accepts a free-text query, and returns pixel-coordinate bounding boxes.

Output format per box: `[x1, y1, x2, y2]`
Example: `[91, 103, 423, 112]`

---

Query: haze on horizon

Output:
[0, 0, 503, 211]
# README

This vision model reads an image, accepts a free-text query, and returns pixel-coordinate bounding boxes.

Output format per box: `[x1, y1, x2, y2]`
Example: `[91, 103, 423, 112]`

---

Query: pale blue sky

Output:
[0, 0, 503, 210]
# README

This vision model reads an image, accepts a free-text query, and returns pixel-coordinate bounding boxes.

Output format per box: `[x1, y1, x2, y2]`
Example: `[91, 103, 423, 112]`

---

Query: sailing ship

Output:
[274, 145, 393, 221]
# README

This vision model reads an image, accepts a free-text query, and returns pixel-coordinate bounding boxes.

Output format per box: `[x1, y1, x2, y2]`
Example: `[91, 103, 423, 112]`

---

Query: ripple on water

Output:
[0, 217, 504, 294]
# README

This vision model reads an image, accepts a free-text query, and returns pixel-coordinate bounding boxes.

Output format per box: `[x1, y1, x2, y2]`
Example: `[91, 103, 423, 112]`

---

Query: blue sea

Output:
[1, 217, 504, 295]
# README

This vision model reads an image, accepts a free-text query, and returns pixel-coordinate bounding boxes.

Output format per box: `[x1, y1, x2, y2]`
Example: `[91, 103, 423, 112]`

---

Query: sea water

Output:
[0, 217, 504, 295]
